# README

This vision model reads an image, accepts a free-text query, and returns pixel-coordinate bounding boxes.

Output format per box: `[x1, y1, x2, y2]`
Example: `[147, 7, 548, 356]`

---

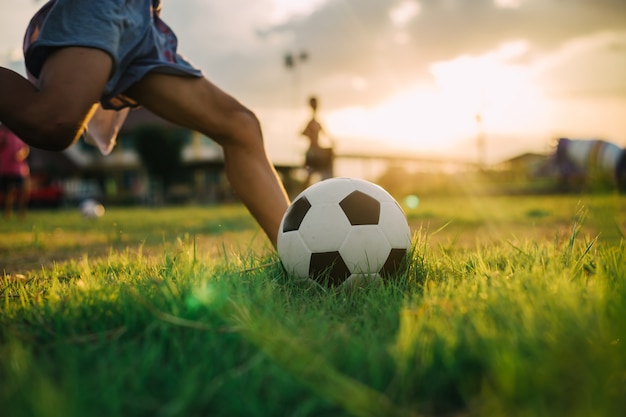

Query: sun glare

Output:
[431, 53, 535, 114]
[326, 42, 547, 156]
[326, 85, 477, 153]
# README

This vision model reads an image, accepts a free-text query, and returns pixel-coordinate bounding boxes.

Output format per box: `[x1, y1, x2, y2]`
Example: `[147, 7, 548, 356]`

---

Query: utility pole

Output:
[284, 50, 309, 109]
[475, 112, 487, 169]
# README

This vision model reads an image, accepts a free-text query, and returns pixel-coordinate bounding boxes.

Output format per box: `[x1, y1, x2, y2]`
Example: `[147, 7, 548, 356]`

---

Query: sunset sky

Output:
[1, 0, 625, 165]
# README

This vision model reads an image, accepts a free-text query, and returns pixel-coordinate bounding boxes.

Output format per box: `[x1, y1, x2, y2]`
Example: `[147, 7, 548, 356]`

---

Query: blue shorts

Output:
[24, 0, 203, 110]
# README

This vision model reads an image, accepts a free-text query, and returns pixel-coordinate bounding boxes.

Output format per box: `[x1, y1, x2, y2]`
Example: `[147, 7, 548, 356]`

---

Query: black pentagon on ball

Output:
[379, 248, 408, 279]
[282, 196, 312, 232]
[309, 251, 351, 287]
[339, 190, 381, 225]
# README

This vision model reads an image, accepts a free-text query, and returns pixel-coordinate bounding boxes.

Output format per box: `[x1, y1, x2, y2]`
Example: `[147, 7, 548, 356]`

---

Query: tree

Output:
[132, 125, 188, 190]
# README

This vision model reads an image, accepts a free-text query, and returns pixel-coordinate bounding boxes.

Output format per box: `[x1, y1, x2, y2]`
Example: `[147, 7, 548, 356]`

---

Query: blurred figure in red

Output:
[301, 96, 334, 189]
[0, 124, 30, 219]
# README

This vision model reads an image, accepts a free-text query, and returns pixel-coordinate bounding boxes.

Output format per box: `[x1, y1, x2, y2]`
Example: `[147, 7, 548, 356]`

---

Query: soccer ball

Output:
[277, 178, 411, 288]
[80, 199, 105, 219]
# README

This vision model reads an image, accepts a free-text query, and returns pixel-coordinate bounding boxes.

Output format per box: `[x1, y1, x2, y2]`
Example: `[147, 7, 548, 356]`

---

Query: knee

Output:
[21, 116, 82, 151]
[220, 106, 264, 150]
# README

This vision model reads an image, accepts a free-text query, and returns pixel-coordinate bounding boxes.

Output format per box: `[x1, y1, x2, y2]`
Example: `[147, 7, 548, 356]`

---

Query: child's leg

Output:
[0, 47, 112, 151]
[3, 184, 16, 218]
[17, 178, 30, 219]
[126, 73, 290, 246]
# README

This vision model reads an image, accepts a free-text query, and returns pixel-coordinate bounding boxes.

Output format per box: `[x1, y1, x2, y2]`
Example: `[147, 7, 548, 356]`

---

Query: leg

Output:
[126, 73, 290, 246]
[17, 178, 30, 219]
[3, 184, 16, 218]
[0, 47, 112, 150]
[303, 168, 314, 190]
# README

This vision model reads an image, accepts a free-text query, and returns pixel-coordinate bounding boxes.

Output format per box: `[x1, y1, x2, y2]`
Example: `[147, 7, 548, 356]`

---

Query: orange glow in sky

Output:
[325, 42, 546, 155]
[2, 1, 625, 165]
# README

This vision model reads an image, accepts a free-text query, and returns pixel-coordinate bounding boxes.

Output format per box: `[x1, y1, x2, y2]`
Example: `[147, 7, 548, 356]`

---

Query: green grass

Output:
[1, 194, 626, 417]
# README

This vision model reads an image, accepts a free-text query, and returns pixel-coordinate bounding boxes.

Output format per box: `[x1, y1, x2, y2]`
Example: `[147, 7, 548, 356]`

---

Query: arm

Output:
[16, 144, 30, 162]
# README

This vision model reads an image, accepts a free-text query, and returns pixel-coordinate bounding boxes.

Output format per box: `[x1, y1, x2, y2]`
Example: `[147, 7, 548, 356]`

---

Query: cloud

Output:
[241, 0, 626, 108]
[5, 0, 624, 109]
[266, 0, 331, 25]
[389, 1, 421, 28]
[532, 31, 626, 98]
[2, 0, 625, 144]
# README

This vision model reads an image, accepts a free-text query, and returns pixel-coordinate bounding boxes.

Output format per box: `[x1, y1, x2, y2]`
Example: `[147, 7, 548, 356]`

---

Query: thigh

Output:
[33, 47, 113, 123]
[125, 73, 251, 146]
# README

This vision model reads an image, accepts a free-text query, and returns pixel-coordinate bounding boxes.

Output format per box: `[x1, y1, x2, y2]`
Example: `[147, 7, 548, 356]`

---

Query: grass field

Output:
[1, 194, 626, 417]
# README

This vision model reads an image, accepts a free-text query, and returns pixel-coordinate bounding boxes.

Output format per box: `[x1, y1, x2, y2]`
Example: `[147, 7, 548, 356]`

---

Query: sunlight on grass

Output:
[1, 196, 625, 416]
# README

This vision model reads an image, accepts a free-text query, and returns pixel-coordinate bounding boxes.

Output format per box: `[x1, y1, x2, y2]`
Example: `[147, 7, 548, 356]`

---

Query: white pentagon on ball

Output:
[277, 178, 412, 288]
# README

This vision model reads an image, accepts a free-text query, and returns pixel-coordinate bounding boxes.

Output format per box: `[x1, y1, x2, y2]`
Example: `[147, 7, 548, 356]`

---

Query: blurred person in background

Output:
[547, 138, 626, 192]
[0, 124, 30, 219]
[301, 96, 335, 189]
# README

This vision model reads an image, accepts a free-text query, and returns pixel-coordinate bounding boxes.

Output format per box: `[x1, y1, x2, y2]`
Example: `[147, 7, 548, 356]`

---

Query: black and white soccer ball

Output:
[277, 178, 411, 288]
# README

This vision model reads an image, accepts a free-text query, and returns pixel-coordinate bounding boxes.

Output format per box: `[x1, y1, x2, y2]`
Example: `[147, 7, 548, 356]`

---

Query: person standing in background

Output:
[0, 124, 30, 219]
[301, 96, 335, 189]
